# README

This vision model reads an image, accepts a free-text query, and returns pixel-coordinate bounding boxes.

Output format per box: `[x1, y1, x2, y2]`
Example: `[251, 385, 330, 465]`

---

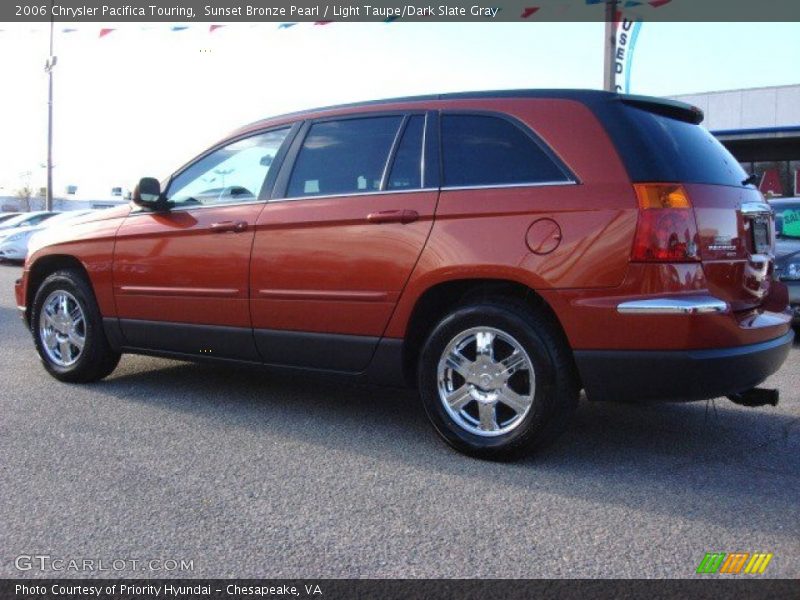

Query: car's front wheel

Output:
[418, 299, 579, 460]
[30, 269, 120, 383]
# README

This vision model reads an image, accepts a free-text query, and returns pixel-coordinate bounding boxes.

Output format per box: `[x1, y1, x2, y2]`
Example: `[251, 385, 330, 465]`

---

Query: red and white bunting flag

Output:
[521, 6, 541, 18]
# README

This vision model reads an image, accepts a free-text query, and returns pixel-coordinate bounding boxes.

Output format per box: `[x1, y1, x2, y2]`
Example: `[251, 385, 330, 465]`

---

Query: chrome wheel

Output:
[436, 326, 535, 437]
[38, 290, 86, 367]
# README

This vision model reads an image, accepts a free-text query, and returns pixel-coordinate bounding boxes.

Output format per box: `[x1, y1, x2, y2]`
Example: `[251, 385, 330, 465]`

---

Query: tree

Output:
[15, 171, 33, 212]
[15, 185, 33, 212]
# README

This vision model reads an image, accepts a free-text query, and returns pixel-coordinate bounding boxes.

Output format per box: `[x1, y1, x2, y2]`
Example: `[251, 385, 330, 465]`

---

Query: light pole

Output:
[44, 0, 56, 211]
[603, 0, 618, 92]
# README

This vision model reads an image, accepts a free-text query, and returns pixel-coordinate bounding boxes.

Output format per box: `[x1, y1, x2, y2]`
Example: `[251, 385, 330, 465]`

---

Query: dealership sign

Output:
[759, 169, 783, 196]
[614, 17, 642, 94]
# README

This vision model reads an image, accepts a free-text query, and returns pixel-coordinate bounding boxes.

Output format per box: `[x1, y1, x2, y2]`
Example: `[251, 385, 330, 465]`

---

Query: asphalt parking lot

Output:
[0, 264, 798, 579]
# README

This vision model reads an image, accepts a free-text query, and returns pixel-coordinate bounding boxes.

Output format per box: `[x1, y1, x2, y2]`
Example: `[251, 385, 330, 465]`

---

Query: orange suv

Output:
[16, 90, 794, 458]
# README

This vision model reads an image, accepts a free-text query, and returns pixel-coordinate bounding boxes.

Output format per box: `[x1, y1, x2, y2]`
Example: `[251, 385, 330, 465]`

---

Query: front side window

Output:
[167, 128, 290, 207]
[286, 116, 403, 198]
[441, 114, 570, 188]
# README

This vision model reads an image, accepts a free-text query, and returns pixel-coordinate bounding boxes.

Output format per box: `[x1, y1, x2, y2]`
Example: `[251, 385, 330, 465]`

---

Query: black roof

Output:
[244, 88, 702, 130]
[234, 88, 734, 186]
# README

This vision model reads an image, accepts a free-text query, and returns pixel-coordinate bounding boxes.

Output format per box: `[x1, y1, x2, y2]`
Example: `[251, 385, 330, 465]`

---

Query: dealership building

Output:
[673, 84, 800, 197]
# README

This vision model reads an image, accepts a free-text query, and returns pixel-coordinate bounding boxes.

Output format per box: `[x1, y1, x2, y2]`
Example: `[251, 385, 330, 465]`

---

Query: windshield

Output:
[773, 203, 800, 239]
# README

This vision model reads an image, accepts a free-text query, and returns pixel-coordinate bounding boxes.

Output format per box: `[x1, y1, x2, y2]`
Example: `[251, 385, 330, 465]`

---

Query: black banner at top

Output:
[4, 0, 800, 22]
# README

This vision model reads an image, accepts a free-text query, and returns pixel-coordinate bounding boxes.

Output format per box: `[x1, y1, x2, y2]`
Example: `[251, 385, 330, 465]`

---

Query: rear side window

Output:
[441, 114, 570, 188]
[287, 116, 403, 198]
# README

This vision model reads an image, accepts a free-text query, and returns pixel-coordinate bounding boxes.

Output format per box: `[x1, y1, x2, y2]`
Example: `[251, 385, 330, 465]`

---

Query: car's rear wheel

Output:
[31, 269, 120, 383]
[418, 298, 578, 460]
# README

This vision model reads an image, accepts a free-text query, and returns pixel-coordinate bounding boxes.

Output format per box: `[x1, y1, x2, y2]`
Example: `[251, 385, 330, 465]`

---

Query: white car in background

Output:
[0, 212, 21, 225]
[0, 211, 93, 262]
[0, 211, 58, 233]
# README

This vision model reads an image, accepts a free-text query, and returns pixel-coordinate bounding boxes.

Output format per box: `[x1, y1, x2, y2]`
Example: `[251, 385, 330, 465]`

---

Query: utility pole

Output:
[44, 0, 56, 211]
[603, 0, 618, 92]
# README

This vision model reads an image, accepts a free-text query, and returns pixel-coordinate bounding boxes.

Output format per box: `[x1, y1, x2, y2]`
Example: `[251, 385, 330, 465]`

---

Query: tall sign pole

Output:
[45, 0, 55, 211]
[603, 0, 618, 92]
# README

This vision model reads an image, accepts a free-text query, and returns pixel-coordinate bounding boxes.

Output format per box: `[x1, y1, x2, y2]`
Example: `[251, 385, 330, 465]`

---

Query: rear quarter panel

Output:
[384, 98, 638, 339]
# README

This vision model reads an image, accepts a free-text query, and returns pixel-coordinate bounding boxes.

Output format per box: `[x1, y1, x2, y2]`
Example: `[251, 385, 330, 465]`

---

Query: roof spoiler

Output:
[619, 95, 704, 125]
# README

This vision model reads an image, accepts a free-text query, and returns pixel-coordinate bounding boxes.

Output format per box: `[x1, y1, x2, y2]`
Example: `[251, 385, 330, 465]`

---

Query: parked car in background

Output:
[15, 90, 795, 459]
[0, 212, 21, 224]
[0, 211, 58, 233]
[771, 198, 800, 323]
[0, 211, 94, 263]
[0, 212, 59, 247]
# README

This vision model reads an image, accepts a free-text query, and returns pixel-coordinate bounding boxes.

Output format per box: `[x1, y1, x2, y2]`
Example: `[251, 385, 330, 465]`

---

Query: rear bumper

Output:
[574, 330, 794, 403]
[617, 295, 727, 315]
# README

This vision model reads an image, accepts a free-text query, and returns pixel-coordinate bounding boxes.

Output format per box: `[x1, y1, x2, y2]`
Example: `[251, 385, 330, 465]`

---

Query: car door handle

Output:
[366, 209, 419, 224]
[210, 220, 248, 233]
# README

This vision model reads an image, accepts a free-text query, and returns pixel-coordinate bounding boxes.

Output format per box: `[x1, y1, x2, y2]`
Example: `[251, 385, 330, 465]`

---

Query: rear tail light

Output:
[631, 183, 699, 262]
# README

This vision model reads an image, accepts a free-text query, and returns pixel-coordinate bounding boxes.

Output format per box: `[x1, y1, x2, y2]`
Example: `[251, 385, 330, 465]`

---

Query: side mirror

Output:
[132, 177, 165, 209]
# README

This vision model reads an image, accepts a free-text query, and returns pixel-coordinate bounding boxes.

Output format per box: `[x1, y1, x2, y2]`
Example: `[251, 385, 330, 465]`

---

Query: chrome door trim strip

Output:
[116, 286, 241, 297]
[257, 289, 394, 302]
[440, 181, 578, 192]
[273, 187, 439, 203]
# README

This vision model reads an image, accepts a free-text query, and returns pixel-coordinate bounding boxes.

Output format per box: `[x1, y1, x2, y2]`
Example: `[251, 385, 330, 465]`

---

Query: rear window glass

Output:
[441, 115, 570, 188]
[622, 108, 748, 187]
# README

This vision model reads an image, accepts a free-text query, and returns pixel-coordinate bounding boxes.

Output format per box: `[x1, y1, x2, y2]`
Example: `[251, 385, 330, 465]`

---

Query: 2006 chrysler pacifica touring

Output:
[16, 90, 794, 458]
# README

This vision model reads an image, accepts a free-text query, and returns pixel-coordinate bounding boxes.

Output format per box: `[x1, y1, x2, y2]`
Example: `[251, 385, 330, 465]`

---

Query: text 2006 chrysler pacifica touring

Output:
[16, 90, 794, 458]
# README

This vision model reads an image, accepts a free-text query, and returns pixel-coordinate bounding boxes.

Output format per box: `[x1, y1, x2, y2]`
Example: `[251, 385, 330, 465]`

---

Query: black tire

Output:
[418, 298, 579, 460]
[30, 269, 120, 383]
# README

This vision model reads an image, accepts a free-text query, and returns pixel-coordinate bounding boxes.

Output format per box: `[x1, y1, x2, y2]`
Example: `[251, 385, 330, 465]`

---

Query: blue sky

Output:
[0, 21, 798, 197]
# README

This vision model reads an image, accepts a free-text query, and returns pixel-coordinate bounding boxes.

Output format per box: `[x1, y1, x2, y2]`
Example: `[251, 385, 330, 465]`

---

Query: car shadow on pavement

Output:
[93, 356, 800, 539]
